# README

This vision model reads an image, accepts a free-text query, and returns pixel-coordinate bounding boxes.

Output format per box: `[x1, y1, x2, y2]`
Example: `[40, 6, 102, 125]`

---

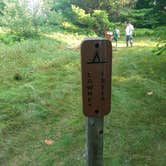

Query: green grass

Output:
[0, 33, 165, 166]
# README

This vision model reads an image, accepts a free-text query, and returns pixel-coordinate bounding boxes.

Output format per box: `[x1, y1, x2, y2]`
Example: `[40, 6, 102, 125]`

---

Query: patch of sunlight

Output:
[64, 63, 75, 69]
[44, 32, 85, 48]
[44, 32, 156, 49]
[0, 27, 5, 34]
[113, 75, 144, 82]
[112, 39, 156, 48]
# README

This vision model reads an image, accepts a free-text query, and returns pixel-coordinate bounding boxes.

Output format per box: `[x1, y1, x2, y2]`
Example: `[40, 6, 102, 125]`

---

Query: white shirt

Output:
[125, 24, 134, 36]
[115, 28, 120, 37]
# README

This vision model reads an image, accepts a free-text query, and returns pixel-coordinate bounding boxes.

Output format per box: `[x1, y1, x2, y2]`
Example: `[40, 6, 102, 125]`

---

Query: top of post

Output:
[81, 38, 112, 117]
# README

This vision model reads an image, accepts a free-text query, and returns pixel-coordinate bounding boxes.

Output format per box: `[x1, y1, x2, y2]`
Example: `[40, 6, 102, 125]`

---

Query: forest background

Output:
[0, 0, 165, 52]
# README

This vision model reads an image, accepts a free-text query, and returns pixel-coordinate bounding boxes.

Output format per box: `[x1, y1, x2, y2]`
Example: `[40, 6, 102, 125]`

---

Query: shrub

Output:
[0, 0, 5, 16]
[0, 34, 21, 45]
[47, 11, 66, 26]
[120, 8, 158, 28]
[61, 21, 78, 31]
[134, 28, 154, 37]
[92, 10, 112, 35]
[154, 26, 166, 56]
[71, 5, 112, 35]
[71, 5, 95, 29]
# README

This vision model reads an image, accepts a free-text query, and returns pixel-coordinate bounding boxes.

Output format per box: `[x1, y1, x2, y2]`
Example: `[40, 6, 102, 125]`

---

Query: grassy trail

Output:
[0, 33, 165, 166]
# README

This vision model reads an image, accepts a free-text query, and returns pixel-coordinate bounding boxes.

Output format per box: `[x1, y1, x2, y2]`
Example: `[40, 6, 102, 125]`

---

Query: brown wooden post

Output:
[81, 38, 112, 166]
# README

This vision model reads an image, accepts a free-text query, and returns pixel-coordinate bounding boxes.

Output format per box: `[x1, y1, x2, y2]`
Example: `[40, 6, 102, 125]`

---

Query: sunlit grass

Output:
[112, 37, 156, 48]
[44, 32, 87, 48]
[0, 27, 5, 33]
[44, 32, 156, 49]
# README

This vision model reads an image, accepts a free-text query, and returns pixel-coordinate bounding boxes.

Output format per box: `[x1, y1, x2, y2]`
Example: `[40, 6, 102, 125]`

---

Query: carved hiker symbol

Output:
[87, 52, 108, 64]
[93, 52, 101, 63]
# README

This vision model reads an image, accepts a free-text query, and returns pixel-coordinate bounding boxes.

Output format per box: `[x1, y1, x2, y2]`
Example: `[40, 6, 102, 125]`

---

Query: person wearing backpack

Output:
[125, 21, 134, 47]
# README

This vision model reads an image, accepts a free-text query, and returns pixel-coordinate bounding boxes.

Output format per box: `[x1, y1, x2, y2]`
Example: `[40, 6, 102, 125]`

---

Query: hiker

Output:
[113, 27, 120, 48]
[125, 21, 134, 47]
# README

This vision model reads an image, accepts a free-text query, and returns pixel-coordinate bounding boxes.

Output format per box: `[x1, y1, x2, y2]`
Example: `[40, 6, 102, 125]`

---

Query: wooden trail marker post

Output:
[81, 38, 112, 166]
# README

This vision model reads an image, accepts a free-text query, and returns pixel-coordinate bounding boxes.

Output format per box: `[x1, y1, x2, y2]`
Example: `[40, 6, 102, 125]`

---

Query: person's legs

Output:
[130, 35, 133, 47]
[126, 36, 129, 47]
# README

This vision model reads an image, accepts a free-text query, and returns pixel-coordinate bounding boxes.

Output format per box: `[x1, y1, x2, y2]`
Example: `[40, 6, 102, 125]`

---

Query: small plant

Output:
[0, 34, 20, 45]
[13, 73, 23, 81]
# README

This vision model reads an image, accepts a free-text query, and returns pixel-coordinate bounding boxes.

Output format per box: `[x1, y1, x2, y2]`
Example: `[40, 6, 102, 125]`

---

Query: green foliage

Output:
[71, 5, 111, 35]
[61, 21, 78, 32]
[135, 0, 153, 9]
[0, 33, 21, 45]
[155, 26, 166, 42]
[134, 28, 154, 37]
[154, 0, 166, 25]
[71, 5, 94, 28]
[0, 0, 5, 16]
[49, 0, 165, 31]
[120, 8, 158, 28]
[52, 0, 70, 12]
[70, 0, 101, 13]
[154, 26, 166, 55]
[155, 0, 166, 11]
[1, 1, 40, 39]
[135, 0, 166, 27]
[52, 0, 74, 21]
[92, 10, 111, 34]
[47, 11, 66, 26]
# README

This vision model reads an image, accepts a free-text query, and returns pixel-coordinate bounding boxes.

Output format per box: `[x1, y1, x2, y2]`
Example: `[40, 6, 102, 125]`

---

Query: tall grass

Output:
[0, 33, 165, 165]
